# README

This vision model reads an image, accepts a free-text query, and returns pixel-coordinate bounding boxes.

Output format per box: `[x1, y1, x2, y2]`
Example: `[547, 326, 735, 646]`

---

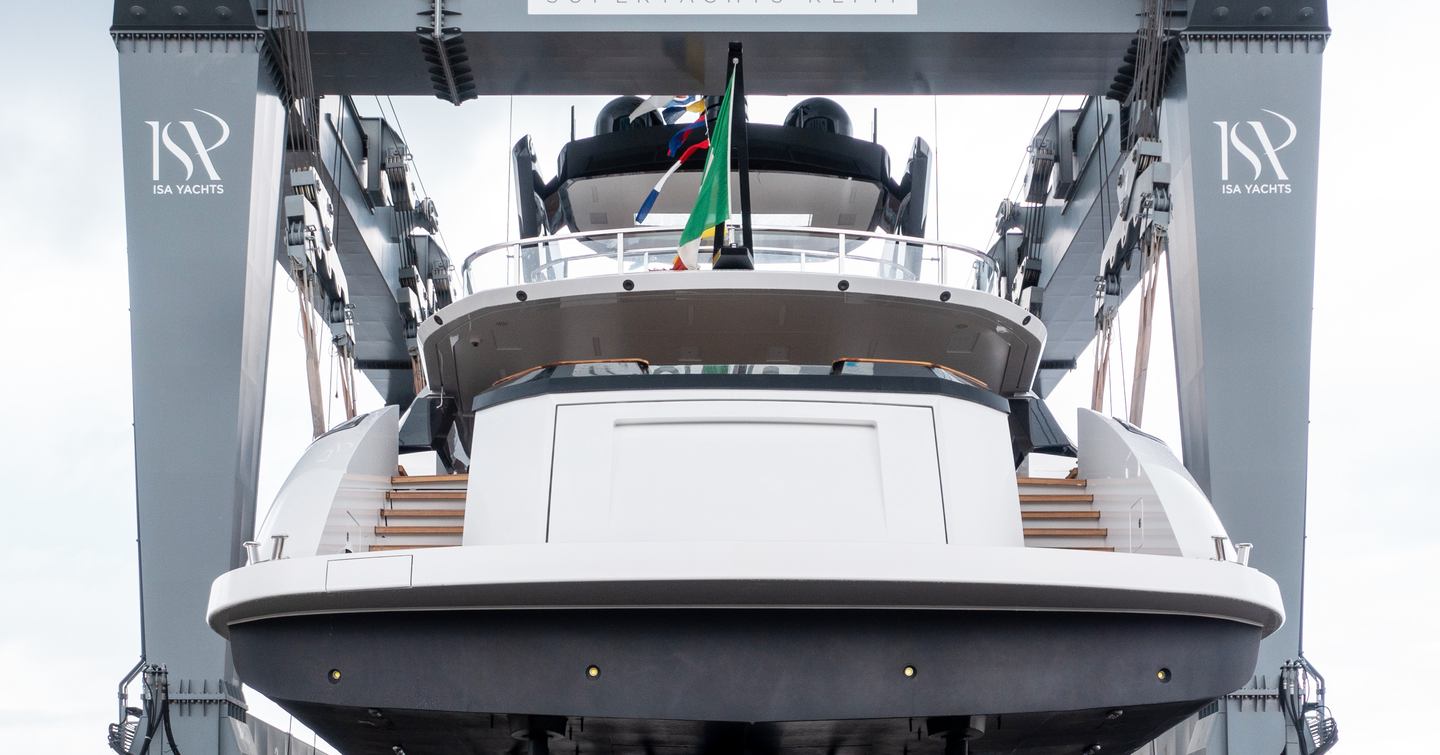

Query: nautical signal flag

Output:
[668, 119, 707, 157]
[634, 136, 711, 225]
[629, 95, 702, 123]
[666, 98, 708, 124]
[675, 71, 735, 270]
[634, 118, 714, 224]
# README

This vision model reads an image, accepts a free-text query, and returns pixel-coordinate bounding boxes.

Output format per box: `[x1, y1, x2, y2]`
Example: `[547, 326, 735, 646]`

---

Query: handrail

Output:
[460, 225, 999, 296]
[831, 357, 990, 390]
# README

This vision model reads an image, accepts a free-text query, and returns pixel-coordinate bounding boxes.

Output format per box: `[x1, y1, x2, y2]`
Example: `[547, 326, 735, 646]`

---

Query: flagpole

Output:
[712, 73, 727, 256]
[730, 42, 754, 254]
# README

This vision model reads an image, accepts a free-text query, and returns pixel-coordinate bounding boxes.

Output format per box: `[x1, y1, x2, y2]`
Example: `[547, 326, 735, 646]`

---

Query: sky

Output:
[0, 2, 1435, 752]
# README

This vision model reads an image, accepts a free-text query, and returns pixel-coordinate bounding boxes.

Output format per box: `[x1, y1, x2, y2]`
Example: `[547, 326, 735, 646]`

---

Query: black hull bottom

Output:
[231, 608, 1260, 754]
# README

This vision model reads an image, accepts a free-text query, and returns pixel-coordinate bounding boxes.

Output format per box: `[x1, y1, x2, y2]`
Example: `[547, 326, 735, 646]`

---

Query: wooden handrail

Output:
[490, 358, 651, 388]
[830, 357, 989, 390]
[1016, 476, 1088, 487]
[386, 490, 467, 501]
[390, 473, 469, 485]
[1019, 493, 1095, 504]
[375, 526, 464, 536]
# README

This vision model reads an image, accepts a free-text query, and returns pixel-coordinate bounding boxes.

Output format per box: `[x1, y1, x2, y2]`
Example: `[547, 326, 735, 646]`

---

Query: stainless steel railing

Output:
[460, 225, 999, 296]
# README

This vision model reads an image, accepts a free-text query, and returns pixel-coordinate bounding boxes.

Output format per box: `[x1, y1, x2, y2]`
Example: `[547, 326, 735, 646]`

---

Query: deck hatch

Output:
[546, 400, 945, 544]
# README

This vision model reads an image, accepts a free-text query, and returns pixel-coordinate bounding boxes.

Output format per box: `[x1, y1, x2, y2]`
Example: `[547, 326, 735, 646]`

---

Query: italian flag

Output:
[675, 70, 735, 270]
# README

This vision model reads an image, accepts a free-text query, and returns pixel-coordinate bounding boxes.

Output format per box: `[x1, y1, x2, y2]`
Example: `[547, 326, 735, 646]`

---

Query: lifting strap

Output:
[295, 274, 328, 437]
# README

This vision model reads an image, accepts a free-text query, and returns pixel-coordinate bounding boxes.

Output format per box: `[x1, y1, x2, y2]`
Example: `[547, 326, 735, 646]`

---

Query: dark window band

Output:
[471, 373, 1009, 414]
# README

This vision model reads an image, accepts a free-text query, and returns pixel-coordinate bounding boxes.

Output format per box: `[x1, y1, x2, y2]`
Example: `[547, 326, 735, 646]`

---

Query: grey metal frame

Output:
[110, 2, 1331, 753]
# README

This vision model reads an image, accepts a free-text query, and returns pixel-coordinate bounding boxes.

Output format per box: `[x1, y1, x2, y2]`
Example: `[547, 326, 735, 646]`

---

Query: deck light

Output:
[903, 665, 917, 678]
[587, 665, 601, 679]
[1156, 668, 1171, 683]
[328, 669, 342, 683]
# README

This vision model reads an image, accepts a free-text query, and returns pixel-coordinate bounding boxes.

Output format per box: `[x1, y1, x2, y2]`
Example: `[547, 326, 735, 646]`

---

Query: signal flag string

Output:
[635, 104, 712, 224]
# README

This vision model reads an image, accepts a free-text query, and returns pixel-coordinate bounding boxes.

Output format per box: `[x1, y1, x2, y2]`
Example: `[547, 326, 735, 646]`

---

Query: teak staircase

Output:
[369, 473, 469, 552]
[364, 473, 1106, 552]
[1018, 474, 1111, 552]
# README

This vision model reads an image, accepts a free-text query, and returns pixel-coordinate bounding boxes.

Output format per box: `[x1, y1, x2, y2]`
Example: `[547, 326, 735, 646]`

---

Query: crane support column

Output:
[1161, 2, 1329, 751]
[114, 3, 286, 751]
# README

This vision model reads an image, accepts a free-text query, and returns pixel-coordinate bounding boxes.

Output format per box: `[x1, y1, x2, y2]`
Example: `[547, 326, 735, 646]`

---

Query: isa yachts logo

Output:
[146, 109, 229, 196]
[1216, 110, 1297, 196]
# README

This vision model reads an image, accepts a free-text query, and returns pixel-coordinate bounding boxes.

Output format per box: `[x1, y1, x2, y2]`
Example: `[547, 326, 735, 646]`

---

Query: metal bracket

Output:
[168, 676, 248, 720]
[286, 169, 356, 352]
[416, 0, 477, 105]
[1094, 139, 1170, 323]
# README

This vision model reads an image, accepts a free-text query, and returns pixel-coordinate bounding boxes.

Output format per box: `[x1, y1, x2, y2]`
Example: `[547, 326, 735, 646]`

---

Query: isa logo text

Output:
[1216, 110, 1297, 196]
[146, 109, 229, 196]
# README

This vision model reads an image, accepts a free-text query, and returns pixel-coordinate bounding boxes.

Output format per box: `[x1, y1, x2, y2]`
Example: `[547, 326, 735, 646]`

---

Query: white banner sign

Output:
[530, 0, 918, 15]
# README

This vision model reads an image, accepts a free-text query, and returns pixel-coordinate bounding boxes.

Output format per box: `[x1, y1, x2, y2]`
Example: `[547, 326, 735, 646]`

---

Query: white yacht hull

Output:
[212, 544, 1280, 754]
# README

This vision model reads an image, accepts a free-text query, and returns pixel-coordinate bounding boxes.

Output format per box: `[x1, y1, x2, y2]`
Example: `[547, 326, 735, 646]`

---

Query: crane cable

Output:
[1090, 94, 1114, 414]
[986, 94, 1056, 291]
[1091, 0, 1172, 422]
[296, 270, 328, 437]
[1129, 239, 1166, 426]
[1125, 0, 1174, 426]
[375, 95, 451, 396]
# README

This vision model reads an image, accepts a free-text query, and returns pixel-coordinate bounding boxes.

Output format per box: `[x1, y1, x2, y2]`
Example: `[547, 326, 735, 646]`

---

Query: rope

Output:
[326, 335, 336, 425]
[1129, 234, 1167, 425]
[1084, 0, 1177, 421]
[1108, 328, 1119, 416]
[1090, 316, 1112, 413]
[295, 270, 327, 437]
[1124, 0, 1174, 149]
[330, 96, 345, 250]
[1088, 95, 1115, 412]
[339, 346, 356, 419]
[1116, 305, 1130, 419]
[268, 0, 320, 160]
[326, 99, 359, 421]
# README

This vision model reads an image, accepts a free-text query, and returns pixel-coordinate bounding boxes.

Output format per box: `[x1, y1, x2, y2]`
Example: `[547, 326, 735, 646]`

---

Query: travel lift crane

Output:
[107, 1, 1335, 753]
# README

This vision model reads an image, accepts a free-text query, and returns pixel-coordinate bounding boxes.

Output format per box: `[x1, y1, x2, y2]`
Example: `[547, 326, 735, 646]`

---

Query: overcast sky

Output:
[1, 2, 1435, 752]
